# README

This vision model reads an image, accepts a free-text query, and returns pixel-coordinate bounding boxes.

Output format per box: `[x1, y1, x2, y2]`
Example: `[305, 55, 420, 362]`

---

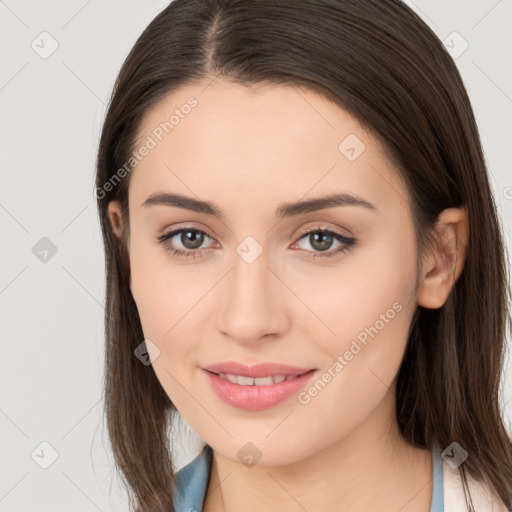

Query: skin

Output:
[108, 78, 469, 512]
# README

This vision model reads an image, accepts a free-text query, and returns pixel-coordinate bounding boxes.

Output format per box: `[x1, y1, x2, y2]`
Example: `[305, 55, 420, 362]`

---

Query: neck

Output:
[203, 391, 433, 512]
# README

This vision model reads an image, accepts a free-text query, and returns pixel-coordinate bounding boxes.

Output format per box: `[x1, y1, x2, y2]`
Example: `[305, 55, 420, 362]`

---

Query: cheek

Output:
[128, 233, 176, 340]
[128, 234, 215, 345]
[294, 234, 418, 378]
[290, 255, 416, 446]
[301, 247, 414, 322]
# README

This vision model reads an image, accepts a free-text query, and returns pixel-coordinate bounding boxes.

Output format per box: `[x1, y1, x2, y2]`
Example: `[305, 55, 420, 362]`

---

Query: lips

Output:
[202, 361, 317, 411]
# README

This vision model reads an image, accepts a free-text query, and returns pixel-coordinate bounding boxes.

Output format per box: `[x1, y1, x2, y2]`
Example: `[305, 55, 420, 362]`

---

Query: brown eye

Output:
[179, 229, 205, 250]
[156, 227, 216, 257]
[292, 228, 357, 259]
[307, 231, 336, 252]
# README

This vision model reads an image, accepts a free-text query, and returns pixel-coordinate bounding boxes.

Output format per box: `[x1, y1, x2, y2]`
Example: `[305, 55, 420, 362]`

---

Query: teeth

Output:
[238, 375, 255, 386]
[217, 373, 299, 385]
[251, 376, 271, 385]
[225, 373, 238, 384]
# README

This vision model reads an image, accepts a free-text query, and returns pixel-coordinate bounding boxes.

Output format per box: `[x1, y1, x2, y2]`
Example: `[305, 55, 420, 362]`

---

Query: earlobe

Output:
[416, 207, 469, 309]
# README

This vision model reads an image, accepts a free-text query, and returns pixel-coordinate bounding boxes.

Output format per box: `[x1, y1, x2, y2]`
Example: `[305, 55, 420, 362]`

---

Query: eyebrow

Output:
[141, 191, 377, 219]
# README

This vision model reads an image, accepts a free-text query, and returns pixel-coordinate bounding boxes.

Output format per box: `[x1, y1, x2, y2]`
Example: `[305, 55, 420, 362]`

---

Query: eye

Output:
[156, 225, 357, 259]
[156, 227, 217, 258]
[291, 226, 357, 259]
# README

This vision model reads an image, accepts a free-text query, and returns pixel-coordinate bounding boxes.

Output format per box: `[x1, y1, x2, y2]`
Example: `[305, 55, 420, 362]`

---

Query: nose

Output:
[214, 245, 291, 345]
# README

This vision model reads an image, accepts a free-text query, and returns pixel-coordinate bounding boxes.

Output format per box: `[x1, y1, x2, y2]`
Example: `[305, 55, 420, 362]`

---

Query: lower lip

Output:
[202, 369, 317, 411]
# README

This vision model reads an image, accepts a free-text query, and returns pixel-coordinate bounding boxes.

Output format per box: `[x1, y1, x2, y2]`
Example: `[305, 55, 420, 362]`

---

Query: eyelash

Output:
[156, 225, 357, 260]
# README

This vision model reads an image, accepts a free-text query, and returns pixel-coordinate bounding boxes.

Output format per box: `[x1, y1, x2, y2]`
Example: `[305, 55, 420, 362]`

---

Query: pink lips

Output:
[202, 361, 317, 411]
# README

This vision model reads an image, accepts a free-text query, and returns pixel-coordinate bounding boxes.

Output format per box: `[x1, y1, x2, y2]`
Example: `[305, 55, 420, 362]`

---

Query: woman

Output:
[95, 0, 512, 510]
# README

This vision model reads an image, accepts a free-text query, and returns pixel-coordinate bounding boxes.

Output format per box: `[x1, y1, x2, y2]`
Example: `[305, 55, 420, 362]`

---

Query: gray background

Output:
[1, 1, 511, 510]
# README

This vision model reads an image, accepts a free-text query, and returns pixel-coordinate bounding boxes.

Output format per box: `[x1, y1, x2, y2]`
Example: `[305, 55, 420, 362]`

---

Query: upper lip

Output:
[202, 361, 315, 378]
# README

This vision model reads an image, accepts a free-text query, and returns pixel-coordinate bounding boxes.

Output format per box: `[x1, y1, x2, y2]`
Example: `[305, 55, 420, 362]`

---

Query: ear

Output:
[107, 200, 124, 239]
[416, 207, 469, 309]
[107, 200, 132, 292]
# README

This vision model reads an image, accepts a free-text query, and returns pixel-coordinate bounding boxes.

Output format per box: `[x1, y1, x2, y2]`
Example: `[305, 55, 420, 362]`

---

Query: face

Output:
[109, 78, 423, 465]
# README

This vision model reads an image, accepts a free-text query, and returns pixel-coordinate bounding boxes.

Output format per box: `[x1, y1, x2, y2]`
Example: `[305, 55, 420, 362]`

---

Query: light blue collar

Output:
[430, 445, 445, 511]
[172, 444, 213, 512]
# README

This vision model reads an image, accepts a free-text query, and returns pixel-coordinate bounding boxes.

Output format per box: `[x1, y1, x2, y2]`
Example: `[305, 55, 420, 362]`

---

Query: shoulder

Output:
[172, 444, 213, 512]
[442, 459, 511, 511]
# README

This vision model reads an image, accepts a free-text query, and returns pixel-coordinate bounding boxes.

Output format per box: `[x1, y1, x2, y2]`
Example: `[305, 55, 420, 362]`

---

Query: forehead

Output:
[129, 78, 408, 216]
[135, 78, 371, 153]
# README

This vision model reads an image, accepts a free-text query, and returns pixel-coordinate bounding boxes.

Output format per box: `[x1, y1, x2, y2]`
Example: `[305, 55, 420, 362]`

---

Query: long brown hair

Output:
[95, 1, 512, 510]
